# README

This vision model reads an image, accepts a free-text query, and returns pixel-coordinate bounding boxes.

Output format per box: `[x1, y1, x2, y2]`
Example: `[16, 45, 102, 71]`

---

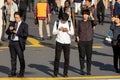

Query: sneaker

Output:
[105, 36, 112, 42]
[40, 37, 45, 41]
[47, 36, 52, 40]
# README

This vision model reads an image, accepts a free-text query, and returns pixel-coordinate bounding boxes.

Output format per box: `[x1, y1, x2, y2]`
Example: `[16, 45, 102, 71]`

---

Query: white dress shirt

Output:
[53, 20, 74, 44]
[13, 21, 22, 41]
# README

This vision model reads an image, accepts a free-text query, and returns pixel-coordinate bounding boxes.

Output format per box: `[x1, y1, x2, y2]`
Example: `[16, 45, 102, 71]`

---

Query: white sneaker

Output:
[105, 36, 112, 42]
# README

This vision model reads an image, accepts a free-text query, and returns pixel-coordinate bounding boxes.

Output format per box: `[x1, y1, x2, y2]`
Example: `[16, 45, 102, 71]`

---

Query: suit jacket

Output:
[6, 21, 28, 51]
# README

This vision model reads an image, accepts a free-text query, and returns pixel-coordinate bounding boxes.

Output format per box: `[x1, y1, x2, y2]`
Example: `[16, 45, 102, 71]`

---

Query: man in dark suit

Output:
[19, 0, 28, 21]
[6, 12, 28, 77]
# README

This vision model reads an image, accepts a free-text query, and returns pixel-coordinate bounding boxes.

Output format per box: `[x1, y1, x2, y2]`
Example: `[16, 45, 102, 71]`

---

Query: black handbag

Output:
[34, 16, 38, 25]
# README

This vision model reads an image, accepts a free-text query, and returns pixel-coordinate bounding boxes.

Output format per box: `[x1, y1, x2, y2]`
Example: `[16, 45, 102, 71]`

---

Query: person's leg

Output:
[0, 23, 2, 43]
[38, 20, 44, 40]
[112, 46, 119, 73]
[101, 6, 105, 25]
[22, 10, 27, 21]
[45, 19, 51, 39]
[63, 44, 70, 76]
[78, 41, 86, 75]
[15, 42, 25, 77]
[105, 0, 108, 9]
[85, 41, 93, 75]
[77, 3, 81, 14]
[54, 42, 62, 76]
[97, 10, 101, 24]
[9, 41, 17, 77]
[75, 2, 78, 13]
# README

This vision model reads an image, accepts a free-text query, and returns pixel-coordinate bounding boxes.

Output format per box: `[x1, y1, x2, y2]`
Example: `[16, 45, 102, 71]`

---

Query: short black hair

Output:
[86, 0, 92, 2]
[61, 13, 69, 21]
[113, 14, 120, 19]
[82, 9, 90, 15]
[14, 12, 22, 17]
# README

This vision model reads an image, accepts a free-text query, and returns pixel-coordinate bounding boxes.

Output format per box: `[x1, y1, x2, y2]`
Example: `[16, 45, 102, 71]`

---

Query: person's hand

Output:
[116, 23, 120, 26]
[66, 12, 71, 17]
[12, 30, 17, 34]
[59, 27, 64, 31]
[90, 12, 94, 20]
[48, 17, 50, 23]
[76, 36, 80, 42]
[9, 26, 14, 31]
[63, 28, 68, 32]
[111, 17, 115, 22]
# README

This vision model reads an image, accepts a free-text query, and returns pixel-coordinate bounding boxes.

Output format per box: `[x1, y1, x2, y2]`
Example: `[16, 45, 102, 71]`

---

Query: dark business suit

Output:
[6, 21, 28, 76]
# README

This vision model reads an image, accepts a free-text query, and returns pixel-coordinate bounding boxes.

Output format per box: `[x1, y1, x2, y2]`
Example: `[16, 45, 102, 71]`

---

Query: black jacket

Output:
[6, 21, 28, 51]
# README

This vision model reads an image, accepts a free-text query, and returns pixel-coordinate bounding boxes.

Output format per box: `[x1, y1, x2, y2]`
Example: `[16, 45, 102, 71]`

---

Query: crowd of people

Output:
[0, 0, 34, 45]
[0, 0, 120, 78]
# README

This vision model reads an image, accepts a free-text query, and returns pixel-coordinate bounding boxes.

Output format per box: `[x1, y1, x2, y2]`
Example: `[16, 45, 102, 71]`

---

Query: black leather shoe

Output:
[63, 74, 68, 77]
[86, 72, 91, 75]
[80, 70, 85, 75]
[53, 74, 57, 77]
[8, 73, 16, 77]
[17, 74, 24, 77]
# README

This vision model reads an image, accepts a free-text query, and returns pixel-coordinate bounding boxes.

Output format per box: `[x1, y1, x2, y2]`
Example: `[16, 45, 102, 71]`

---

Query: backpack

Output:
[56, 20, 71, 30]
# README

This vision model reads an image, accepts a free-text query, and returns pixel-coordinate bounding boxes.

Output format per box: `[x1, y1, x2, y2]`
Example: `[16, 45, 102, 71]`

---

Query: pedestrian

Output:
[55, 0, 61, 11]
[60, 0, 66, 7]
[13, 0, 19, 5]
[59, 0, 75, 28]
[110, 14, 120, 73]
[74, 0, 83, 14]
[0, 0, 5, 45]
[96, 0, 105, 25]
[6, 12, 28, 77]
[27, 0, 34, 12]
[18, 0, 28, 21]
[34, 0, 51, 41]
[113, 0, 120, 15]
[109, 0, 113, 16]
[84, 0, 95, 17]
[4, 0, 18, 39]
[53, 13, 74, 77]
[75, 9, 97, 75]
[104, 0, 108, 9]
[105, 16, 115, 43]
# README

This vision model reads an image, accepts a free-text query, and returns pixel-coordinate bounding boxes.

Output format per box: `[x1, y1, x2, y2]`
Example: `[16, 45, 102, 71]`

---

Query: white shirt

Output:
[13, 21, 22, 41]
[53, 20, 74, 44]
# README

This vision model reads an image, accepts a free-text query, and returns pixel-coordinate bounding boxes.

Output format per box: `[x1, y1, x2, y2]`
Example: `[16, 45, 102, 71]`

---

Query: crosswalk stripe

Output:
[0, 76, 119, 80]
[0, 37, 103, 49]
[27, 37, 44, 47]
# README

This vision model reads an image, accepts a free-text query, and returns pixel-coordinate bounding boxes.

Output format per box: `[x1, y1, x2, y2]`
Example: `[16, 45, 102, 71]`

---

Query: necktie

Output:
[11, 23, 18, 40]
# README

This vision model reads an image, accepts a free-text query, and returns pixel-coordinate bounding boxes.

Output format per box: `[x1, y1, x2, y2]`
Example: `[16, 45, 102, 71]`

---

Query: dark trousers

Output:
[27, 0, 34, 12]
[112, 46, 120, 71]
[54, 42, 70, 75]
[97, 2, 105, 24]
[78, 40, 93, 73]
[19, 9, 27, 21]
[9, 40, 25, 74]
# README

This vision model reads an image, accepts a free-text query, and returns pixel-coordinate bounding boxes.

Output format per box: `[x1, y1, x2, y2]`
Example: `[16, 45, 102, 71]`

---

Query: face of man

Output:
[14, 14, 21, 23]
[7, 0, 12, 4]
